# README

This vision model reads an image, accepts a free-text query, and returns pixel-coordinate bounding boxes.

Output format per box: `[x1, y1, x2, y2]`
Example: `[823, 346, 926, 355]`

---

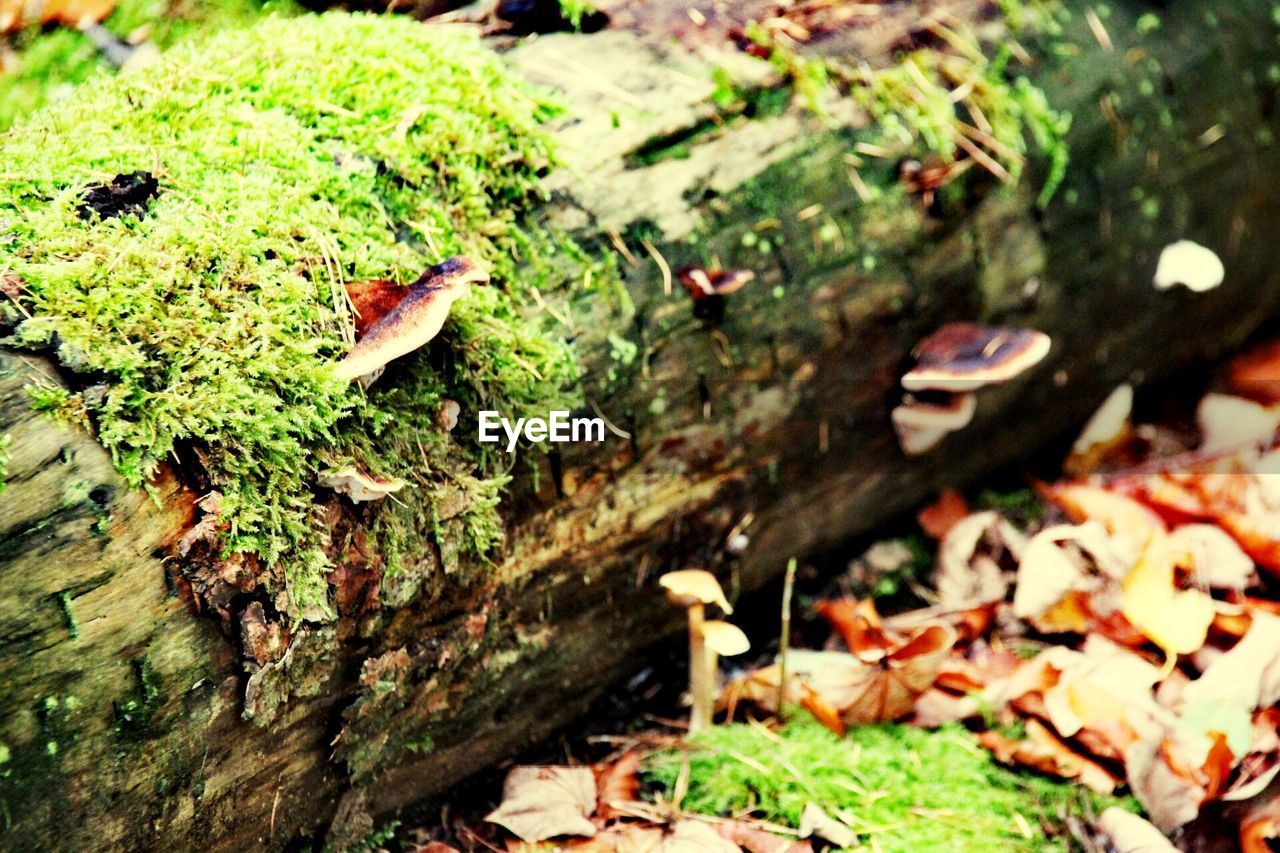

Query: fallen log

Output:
[3, 1, 1280, 849]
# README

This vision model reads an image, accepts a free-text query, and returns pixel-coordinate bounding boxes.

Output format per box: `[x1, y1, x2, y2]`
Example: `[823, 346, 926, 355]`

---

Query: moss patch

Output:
[739, 4, 1072, 208]
[0, 12, 596, 617]
[645, 718, 1135, 852]
[0, 0, 303, 131]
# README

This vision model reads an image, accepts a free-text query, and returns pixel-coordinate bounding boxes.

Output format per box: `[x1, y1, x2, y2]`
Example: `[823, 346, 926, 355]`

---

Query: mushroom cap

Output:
[1153, 240, 1224, 292]
[891, 393, 976, 457]
[901, 323, 1051, 392]
[317, 466, 407, 503]
[702, 620, 751, 656]
[345, 278, 408, 338]
[678, 268, 755, 300]
[659, 569, 733, 614]
[335, 256, 489, 381]
[438, 399, 461, 432]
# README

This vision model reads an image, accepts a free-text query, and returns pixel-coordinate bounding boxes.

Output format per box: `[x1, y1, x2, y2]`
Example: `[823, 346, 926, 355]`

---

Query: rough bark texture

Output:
[4, 1, 1280, 849]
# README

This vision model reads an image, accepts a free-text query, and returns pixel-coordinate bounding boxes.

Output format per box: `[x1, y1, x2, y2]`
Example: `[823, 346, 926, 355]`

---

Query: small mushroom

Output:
[1153, 240, 1224, 293]
[678, 267, 755, 323]
[700, 620, 750, 726]
[901, 323, 1051, 393]
[438, 399, 461, 432]
[317, 466, 406, 503]
[660, 569, 733, 734]
[678, 267, 755, 300]
[890, 393, 977, 456]
[335, 256, 489, 382]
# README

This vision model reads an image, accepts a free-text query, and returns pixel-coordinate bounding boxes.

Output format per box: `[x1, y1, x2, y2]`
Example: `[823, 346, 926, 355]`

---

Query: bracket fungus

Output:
[660, 569, 740, 734]
[893, 323, 1051, 456]
[317, 466, 406, 503]
[335, 255, 490, 382]
[891, 393, 977, 457]
[901, 323, 1052, 393]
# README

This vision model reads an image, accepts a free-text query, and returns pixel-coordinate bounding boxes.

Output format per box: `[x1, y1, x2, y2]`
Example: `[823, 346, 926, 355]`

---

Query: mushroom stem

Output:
[701, 643, 719, 733]
[687, 602, 710, 734]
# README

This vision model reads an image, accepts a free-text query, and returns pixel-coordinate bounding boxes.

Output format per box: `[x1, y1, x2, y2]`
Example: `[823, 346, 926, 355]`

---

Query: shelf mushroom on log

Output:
[4, 1, 1280, 848]
[892, 324, 1051, 456]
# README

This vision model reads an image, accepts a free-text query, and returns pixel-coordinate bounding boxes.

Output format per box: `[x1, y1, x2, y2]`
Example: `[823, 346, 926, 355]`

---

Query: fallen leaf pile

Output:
[719, 341, 1280, 849]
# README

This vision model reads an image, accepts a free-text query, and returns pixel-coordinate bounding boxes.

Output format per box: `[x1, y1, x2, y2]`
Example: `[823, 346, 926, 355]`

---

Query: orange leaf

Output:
[594, 752, 640, 821]
[917, 489, 970, 539]
[1228, 338, 1280, 405]
[1202, 732, 1235, 801]
[798, 687, 846, 737]
[839, 625, 957, 726]
[813, 598, 895, 655]
[978, 720, 1120, 794]
[1041, 482, 1168, 545]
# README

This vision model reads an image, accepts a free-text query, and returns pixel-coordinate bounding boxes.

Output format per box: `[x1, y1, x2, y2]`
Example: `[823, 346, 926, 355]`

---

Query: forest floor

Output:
[376, 341, 1280, 852]
[5, 3, 1279, 852]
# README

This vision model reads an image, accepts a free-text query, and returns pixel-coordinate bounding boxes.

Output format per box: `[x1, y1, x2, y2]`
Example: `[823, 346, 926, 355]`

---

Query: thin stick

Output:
[776, 557, 798, 722]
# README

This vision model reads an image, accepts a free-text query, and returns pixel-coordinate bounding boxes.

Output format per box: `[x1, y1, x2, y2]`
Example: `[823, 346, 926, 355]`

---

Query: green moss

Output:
[1, 13, 598, 617]
[736, 9, 1071, 208]
[557, 0, 596, 30]
[976, 487, 1047, 524]
[645, 718, 1134, 852]
[0, 0, 302, 131]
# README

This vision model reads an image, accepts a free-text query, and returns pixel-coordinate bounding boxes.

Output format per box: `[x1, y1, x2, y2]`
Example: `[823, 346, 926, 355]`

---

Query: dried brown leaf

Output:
[486, 766, 598, 842]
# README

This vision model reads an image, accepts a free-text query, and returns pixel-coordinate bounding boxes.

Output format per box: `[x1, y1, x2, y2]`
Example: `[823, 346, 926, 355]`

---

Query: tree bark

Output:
[4, 1, 1280, 849]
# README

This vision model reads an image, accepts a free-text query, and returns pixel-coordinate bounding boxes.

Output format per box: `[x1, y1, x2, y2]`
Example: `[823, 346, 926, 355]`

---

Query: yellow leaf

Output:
[1121, 535, 1215, 666]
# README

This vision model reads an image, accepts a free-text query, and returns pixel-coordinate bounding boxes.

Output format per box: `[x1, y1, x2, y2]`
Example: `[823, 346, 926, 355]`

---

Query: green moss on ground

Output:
[645, 718, 1135, 852]
[0, 12, 597, 617]
[0, 0, 302, 131]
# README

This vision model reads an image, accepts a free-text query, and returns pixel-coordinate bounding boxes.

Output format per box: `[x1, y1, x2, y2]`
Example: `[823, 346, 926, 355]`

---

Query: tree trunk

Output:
[4, 1, 1280, 849]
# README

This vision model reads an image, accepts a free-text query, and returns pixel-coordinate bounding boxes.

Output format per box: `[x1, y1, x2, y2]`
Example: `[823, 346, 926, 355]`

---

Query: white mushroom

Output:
[1153, 240, 1224, 292]
[317, 467, 406, 503]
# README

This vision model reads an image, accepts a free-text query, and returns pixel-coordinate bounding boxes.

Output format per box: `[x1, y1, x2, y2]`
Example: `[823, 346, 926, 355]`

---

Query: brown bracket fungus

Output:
[659, 569, 735, 734]
[335, 255, 489, 382]
[893, 323, 1051, 456]
[317, 466, 406, 503]
[891, 393, 977, 457]
[901, 323, 1052, 393]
